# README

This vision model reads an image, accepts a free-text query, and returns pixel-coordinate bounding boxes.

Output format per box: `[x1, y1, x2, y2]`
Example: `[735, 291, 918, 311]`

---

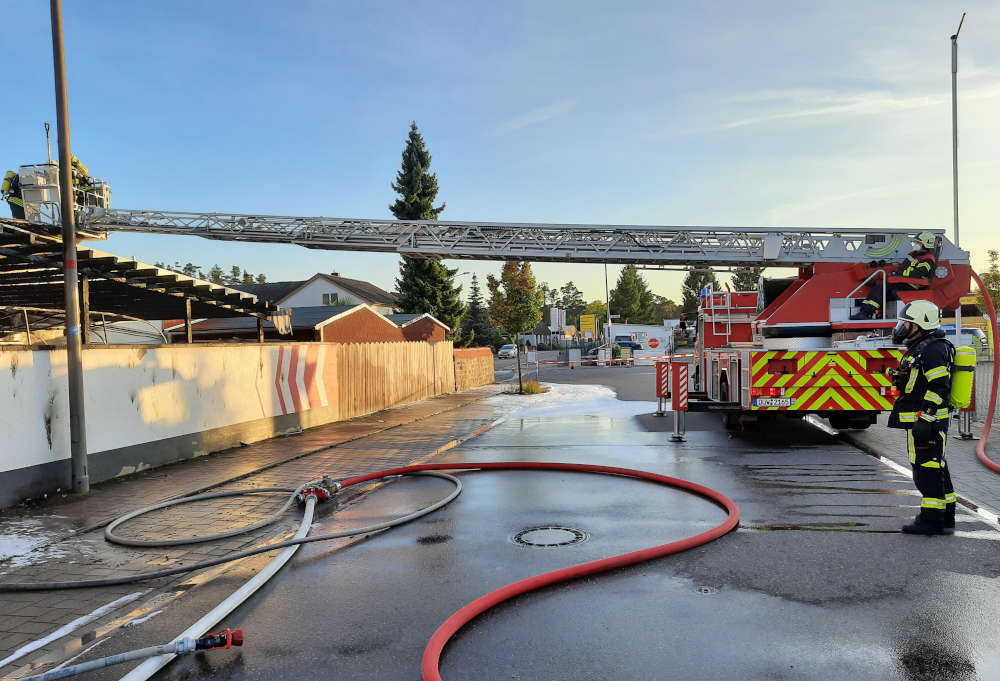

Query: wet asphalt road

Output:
[149, 392, 1000, 681]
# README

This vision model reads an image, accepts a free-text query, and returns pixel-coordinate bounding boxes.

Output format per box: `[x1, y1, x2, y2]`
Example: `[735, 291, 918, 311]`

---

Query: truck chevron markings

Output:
[751, 349, 903, 411]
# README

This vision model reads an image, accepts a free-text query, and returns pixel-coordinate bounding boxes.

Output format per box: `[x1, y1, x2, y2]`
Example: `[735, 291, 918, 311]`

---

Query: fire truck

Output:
[660, 237, 972, 431]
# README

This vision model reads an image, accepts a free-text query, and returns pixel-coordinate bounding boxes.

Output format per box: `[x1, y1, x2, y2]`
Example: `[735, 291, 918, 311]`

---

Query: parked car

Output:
[497, 344, 518, 359]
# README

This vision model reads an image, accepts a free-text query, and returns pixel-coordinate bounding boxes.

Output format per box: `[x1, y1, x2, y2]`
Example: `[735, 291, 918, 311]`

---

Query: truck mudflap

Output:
[749, 348, 904, 411]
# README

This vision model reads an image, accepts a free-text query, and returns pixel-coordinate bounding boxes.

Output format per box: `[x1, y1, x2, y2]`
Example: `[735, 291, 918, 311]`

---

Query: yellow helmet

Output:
[914, 231, 936, 250]
[893, 299, 940, 344]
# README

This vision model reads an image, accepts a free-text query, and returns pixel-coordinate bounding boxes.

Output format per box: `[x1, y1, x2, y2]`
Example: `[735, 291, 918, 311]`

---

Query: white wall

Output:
[0, 344, 338, 475]
[282, 279, 393, 315]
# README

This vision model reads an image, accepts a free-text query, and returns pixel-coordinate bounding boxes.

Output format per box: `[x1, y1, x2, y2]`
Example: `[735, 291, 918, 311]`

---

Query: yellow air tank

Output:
[949, 345, 976, 409]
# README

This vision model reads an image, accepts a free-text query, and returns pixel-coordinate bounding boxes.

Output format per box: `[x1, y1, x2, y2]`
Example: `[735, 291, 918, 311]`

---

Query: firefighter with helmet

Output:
[851, 232, 937, 320]
[887, 299, 956, 535]
[2, 170, 25, 219]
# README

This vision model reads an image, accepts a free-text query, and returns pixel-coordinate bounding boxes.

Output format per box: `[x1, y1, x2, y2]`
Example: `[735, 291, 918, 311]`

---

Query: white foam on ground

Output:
[487, 382, 658, 419]
[0, 518, 95, 570]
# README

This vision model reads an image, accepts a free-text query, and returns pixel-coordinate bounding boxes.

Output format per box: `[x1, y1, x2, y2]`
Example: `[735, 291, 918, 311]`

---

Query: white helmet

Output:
[893, 299, 940, 345]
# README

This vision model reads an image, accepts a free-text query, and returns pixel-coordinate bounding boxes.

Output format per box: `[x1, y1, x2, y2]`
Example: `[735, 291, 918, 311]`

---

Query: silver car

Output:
[497, 344, 518, 359]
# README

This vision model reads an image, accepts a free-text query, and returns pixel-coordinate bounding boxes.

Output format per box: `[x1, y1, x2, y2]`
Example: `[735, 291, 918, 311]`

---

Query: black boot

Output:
[943, 505, 956, 534]
[850, 303, 877, 321]
[902, 514, 947, 536]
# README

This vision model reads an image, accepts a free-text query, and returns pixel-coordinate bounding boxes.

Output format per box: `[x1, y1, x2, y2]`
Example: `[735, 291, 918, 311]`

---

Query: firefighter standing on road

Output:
[851, 232, 937, 320]
[2, 170, 25, 219]
[887, 300, 956, 535]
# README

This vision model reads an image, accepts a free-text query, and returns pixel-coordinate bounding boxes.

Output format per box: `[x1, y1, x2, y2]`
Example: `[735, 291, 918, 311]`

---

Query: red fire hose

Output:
[338, 461, 740, 681]
[970, 271, 1000, 474]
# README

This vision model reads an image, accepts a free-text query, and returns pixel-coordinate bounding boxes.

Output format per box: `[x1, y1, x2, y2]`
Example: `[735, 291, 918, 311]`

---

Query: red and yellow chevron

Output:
[749, 349, 903, 412]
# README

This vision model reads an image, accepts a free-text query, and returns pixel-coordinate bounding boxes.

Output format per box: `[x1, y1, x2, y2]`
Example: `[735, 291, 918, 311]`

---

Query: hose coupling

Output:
[193, 628, 244, 652]
[298, 479, 340, 504]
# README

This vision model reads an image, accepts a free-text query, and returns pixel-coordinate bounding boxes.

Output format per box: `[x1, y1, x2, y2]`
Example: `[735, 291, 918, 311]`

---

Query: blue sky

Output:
[4, 1, 999, 304]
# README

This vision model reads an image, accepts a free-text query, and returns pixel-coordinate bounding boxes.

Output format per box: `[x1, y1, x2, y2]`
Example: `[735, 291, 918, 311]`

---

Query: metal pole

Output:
[951, 13, 964, 249]
[604, 263, 611, 342]
[23, 309, 32, 346]
[45, 122, 52, 164]
[50, 0, 88, 494]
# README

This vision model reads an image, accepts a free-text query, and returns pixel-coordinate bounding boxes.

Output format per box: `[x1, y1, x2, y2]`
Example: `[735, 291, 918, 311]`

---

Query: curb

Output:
[841, 432, 1000, 531]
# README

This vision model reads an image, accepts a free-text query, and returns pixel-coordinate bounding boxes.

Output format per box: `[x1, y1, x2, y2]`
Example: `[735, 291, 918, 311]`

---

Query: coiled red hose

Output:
[970, 271, 1000, 473]
[338, 461, 739, 681]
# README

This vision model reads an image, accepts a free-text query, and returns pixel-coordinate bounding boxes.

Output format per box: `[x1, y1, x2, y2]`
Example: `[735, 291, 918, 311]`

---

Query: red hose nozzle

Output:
[195, 628, 243, 650]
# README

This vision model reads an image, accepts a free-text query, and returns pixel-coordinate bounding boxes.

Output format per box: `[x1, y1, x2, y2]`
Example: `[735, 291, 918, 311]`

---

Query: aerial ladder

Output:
[1, 164, 975, 438]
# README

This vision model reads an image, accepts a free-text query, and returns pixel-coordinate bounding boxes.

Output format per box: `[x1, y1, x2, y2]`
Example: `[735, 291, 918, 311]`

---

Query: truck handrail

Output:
[846, 268, 887, 320]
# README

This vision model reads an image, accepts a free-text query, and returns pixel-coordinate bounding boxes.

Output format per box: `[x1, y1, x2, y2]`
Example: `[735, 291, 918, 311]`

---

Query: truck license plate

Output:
[754, 398, 795, 407]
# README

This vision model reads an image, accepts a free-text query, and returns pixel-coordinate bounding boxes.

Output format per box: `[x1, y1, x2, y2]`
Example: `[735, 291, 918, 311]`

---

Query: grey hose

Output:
[105, 485, 311, 547]
[1, 472, 461, 592]
[22, 641, 180, 681]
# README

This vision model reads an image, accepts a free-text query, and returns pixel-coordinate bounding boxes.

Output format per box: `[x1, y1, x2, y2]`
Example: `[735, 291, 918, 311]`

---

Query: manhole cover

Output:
[513, 526, 587, 548]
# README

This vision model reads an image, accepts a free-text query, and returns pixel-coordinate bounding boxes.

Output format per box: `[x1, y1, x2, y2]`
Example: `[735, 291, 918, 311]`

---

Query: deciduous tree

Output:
[559, 281, 587, 328]
[731, 265, 764, 292]
[487, 262, 543, 392]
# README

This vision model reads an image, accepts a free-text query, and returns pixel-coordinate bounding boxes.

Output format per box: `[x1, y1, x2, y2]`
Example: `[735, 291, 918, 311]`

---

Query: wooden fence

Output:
[335, 341, 456, 420]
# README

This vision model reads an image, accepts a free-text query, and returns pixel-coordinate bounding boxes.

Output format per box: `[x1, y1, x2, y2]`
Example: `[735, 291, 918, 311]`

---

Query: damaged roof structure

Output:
[0, 220, 290, 342]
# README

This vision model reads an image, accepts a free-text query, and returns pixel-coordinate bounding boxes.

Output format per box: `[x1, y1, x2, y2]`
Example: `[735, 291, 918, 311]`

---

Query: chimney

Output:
[330, 271, 340, 277]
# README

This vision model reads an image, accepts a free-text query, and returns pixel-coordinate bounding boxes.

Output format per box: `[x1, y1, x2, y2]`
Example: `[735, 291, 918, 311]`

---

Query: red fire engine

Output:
[658, 235, 972, 432]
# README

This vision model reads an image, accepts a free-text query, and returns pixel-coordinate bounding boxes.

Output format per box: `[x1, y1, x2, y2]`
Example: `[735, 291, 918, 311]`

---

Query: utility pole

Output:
[50, 0, 89, 494]
[950, 12, 975, 440]
[604, 263, 611, 341]
[951, 12, 965, 249]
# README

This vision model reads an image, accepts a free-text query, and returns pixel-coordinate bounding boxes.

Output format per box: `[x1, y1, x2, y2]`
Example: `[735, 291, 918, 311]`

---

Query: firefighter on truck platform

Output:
[887, 300, 957, 535]
[851, 231, 937, 320]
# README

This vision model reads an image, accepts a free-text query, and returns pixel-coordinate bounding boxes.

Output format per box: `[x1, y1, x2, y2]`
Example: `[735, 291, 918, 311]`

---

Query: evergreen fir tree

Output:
[609, 266, 656, 323]
[460, 275, 493, 347]
[389, 122, 445, 221]
[394, 259, 466, 334]
[389, 122, 466, 337]
[681, 268, 720, 316]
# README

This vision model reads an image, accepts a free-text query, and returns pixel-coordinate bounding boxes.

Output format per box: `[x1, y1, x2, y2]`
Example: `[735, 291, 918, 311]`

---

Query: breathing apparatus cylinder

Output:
[949, 345, 976, 409]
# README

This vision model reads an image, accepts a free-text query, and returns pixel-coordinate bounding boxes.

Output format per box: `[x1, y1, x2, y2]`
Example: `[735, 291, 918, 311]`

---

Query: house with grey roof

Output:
[234, 272, 397, 315]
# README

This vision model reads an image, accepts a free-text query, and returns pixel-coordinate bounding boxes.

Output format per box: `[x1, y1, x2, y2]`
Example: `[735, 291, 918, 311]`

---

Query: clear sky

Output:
[4, 2, 998, 304]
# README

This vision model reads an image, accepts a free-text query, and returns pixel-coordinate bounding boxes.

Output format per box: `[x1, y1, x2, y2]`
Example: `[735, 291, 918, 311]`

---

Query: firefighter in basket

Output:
[886, 299, 974, 535]
[851, 232, 937, 320]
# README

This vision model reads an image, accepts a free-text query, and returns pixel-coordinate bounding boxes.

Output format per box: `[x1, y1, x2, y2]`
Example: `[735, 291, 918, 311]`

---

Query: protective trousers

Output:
[908, 423, 956, 528]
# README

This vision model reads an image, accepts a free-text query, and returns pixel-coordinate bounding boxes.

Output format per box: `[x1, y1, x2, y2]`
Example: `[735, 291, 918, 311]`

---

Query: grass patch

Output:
[506, 380, 550, 395]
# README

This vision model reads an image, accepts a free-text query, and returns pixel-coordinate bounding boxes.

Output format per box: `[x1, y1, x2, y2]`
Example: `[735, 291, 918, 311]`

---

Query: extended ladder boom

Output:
[84, 209, 968, 267]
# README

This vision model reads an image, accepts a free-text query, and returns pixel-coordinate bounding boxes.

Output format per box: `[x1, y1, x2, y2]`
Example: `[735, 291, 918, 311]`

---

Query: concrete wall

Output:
[454, 347, 495, 391]
[0, 341, 461, 508]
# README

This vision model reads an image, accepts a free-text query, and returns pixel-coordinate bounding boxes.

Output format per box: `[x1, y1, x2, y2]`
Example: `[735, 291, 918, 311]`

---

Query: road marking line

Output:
[806, 416, 1000, 533]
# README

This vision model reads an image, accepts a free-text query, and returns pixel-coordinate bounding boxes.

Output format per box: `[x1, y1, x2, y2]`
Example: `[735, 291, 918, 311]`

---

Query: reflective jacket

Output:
[888, 330, 954, 430]
[888, 250, 936, 289]
[1, 171, 23, 208]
